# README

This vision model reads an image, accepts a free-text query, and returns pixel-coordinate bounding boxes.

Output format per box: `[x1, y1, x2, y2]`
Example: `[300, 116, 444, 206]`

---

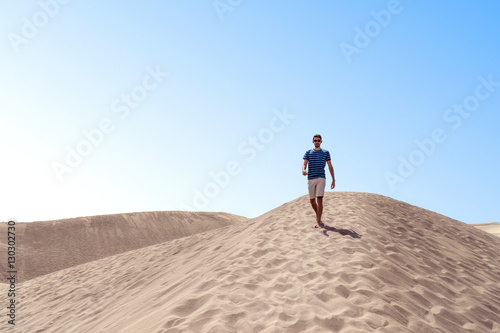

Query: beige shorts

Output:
[308, 178, 326, 199]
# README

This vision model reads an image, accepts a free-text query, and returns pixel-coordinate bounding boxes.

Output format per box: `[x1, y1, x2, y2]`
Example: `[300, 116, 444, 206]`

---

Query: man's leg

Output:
[308, 179, 318, 218]
[310, 198, 318, 216]
[314, 178, 326, 227]
[310, 198, 321, 227]
[316, 196, 323, 225]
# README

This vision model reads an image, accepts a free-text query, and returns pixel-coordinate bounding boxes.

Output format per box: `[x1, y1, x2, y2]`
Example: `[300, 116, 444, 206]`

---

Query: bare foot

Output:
[314, 221, 324, 228]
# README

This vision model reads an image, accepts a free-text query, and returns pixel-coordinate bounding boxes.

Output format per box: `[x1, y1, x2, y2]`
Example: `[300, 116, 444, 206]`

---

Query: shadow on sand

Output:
[321, 225, 362, 239]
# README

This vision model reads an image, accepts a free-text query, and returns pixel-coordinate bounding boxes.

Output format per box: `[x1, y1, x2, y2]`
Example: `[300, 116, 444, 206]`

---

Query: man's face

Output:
[313, 137, 322, 148]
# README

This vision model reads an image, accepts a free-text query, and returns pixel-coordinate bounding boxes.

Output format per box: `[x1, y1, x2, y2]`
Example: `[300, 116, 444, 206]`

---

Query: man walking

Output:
[302, 134, 335, 228]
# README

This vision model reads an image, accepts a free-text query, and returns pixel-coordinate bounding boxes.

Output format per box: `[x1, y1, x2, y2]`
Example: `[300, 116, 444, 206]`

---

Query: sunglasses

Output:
[314, 140, 321, 142]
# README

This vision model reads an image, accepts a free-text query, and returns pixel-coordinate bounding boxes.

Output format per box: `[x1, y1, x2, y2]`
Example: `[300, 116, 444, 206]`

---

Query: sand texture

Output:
[1, 192, 500, 332]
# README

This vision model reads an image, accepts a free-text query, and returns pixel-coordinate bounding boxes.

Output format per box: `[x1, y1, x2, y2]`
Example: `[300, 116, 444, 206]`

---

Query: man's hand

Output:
[331, 180, 335, 189]
[302, 170, 308, 176]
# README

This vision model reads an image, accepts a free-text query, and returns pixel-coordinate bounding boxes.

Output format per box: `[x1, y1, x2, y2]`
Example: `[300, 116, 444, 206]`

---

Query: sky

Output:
[1, 1, 499, 224]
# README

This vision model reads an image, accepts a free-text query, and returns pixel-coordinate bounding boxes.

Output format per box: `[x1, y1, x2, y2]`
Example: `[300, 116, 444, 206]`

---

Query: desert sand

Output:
[472, 222, 500, 238]
[1, 192, 499, 332]
[0, 211, 247, 282]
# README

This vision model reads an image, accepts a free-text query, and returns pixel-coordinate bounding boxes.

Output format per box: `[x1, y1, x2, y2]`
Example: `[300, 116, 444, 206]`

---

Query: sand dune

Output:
[2, 192, 500, 332]
[472, 222, 500, 237]
[0, 211, 247, 282]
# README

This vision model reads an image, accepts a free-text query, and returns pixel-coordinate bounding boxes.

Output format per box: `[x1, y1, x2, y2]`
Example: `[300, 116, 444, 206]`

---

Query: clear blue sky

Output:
[1, 1, 499, 223]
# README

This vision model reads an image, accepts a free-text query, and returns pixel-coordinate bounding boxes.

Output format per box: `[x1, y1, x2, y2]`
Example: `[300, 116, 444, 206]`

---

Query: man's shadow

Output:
[321, 224, 362, 238]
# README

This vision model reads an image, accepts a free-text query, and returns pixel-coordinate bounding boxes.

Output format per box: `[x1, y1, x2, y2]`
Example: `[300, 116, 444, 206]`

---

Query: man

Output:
[302, 134, 335, 228]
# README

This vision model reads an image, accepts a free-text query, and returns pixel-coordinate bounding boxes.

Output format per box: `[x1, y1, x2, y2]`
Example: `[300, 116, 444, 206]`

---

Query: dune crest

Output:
[2, 192, 500, 332]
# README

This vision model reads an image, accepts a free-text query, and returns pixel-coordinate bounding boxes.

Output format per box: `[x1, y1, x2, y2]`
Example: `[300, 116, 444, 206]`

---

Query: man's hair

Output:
[313, 134, 322, 140]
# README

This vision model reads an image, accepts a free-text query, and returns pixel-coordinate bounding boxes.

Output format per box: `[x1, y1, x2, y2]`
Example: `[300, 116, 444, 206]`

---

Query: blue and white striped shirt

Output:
[303, 149, 331, 180]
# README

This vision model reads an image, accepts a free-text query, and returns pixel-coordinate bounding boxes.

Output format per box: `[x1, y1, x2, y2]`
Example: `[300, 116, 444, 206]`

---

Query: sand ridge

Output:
[472, 222, 500, 237]
[0, 211, 247, 282]
[2, 192, 500, 332]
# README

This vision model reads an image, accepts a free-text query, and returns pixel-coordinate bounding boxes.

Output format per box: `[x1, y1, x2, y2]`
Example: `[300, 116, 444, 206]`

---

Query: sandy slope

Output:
[472, 222, 500, 237]
[2, 192, 500, 332]
[0, 211, 246, 281]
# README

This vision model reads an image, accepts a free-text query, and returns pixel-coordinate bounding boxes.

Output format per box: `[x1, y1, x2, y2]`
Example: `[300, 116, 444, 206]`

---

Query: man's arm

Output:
[302, 159, 308, 176]
[327, 160, 335, 189]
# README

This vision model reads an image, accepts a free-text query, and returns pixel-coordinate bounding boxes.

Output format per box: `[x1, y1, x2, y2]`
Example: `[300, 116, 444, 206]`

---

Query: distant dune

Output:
[1, 192, 499, 332]
[0, 211, 247, 282]
[472, 222, 500, 237]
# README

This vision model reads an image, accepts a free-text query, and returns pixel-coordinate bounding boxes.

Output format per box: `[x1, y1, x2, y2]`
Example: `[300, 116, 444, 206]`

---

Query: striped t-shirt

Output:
[303, 149, 331, 180]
